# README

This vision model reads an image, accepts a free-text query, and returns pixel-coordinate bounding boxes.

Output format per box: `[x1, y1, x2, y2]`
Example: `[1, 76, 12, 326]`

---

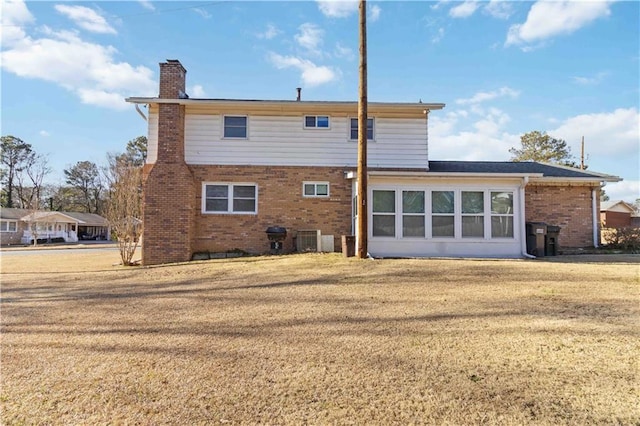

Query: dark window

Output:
[350, 118, 374, 140]
[224, 116, 247, 138]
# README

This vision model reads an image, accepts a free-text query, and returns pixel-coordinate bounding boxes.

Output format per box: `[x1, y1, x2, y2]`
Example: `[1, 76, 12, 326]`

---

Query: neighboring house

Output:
[0, 208, 28, 245]
[126, 60, 621, 265]
[0, 208, 110, 245]
[600, 200, 636, 228]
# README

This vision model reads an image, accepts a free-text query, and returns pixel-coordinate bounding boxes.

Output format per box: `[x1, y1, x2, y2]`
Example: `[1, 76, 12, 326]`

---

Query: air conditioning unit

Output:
[296, 229, 322, 252]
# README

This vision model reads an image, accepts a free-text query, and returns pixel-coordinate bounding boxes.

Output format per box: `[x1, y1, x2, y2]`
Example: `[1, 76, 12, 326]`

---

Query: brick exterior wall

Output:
[525, 184, 599, 248]
[0, 229, 24, 245]
[141, 61, 195, 265]
[191, 165, 353, 254]
[601, 211, 632, 228]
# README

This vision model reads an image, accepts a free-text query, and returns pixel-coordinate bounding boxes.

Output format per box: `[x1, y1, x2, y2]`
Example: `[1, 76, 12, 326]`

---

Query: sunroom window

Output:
[461, 191, 484, 238]
[491, 192, 514, 238]
[402, 191, 425, 237]
[432, 191, 454, 237]
[372, 190, 395, 237]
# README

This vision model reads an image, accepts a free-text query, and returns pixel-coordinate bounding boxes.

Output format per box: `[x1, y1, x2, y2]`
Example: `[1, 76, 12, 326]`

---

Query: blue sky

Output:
[2, 0, 639, 201]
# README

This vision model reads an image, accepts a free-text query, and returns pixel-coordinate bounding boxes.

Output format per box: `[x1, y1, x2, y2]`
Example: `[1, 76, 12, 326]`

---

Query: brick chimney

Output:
[159, 59, 186, 99]
[142, 59, 195, 265]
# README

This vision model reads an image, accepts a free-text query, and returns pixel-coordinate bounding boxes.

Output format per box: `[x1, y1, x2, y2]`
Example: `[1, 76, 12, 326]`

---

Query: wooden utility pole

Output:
[580, 136, 585, 170]
[356, 0, 368, 259]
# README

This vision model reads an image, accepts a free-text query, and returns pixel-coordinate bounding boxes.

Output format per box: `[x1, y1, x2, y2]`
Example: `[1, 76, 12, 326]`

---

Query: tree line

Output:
[1, 135, 147, 214]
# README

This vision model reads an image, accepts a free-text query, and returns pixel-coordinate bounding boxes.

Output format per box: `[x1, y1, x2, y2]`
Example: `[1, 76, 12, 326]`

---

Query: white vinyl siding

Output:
[183, 113, 429, 169]
[366, 178, 522, 258]
[147, 112, 159, 164]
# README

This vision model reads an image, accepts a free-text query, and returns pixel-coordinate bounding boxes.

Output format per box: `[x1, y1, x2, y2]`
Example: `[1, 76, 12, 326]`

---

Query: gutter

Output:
[349, 170, 544, 179]
[135, 104, 148, 122]
[519, 176, 536, 259]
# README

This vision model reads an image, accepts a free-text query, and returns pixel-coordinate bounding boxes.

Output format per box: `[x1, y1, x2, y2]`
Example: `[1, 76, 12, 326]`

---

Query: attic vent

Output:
[296, 230, 321, 252]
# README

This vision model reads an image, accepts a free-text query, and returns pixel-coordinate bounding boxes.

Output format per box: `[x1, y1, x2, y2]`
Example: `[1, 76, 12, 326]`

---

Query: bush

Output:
[602, 227, 640, 252]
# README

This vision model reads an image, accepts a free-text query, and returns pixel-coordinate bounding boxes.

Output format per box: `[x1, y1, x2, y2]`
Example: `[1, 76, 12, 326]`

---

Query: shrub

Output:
[602, 227, 640, 252]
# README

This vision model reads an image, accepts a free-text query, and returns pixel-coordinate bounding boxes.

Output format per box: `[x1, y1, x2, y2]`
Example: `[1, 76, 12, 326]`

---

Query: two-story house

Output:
[126, 60, 620, 265]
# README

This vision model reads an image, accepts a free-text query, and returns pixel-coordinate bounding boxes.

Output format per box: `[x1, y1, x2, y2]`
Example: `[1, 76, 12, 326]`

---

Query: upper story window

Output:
[0, 220, 17, 232]
[203, 183, 257, 214]
[223, 116, 247, 138]
[350, 118, 374, 140]
[304, 116, 330, 129]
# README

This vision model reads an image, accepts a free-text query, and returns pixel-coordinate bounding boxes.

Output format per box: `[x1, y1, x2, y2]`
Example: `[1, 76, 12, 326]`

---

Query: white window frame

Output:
[222, 115, 248, 139]
[302, 181, 330, 198]
[367, 187, 517, 241]
[202, 182, 258, 215]
[304, 115, 330, 129]
[349, 117, 375, 141]
[0, 220, 18, 232]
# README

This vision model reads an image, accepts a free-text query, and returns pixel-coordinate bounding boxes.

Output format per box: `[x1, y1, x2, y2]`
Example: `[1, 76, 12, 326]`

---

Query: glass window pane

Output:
[305, 116, 316, 127]
[373, 215, 395, 237]
[224, 126, 246, 138]
[462, 216, 484, 238]
[317, 116, 329, 127]
[491, 192, 513, 214]
[206, 199, 228, 212]
[491, 216, 514, 238]
[0, 222, 7, 231]
[233, 199, 256, 212]
[304, 184, 315, 195]
[403, 191, 425, 213]
[432, 191, 454, 214]
[233, 185, 255, 198]
[373, 190, 395, 213]
[462, 191, 484, 214]
[225, 116, 246, 126]
[403, 215, 425, 237]
[316, 184, 328, 196]
[206, 185, 227, 198]
[432, 216, 454, 237]
[9, 222, 16, 231]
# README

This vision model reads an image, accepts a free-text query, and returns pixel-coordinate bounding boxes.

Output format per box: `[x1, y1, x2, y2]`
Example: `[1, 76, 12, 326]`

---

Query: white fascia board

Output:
[529, 176, 621, 184]
[366, 171, 544, 179]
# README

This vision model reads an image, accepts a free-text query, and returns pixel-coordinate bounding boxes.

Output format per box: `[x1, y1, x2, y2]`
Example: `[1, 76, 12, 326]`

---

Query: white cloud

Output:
[137, 0, 155, 11]
[369, 5, 381, 22]
[257, 23, 280, 40]
[506, 1, 613, 47]
[572, 71, 608, 85]
[334, 42, 354, 60]
[267, 52, 339, 87]
[316, 0, 358, 18]
[549, 108, 640, 156]
[1, 13, 156, 110]
[2, 0, 35, 46]
[484, 0, 513, 19]
[295, 23, 324, 54]
[54, 5, 116, 35]
[449, 1, 480, 18]
[429, 103, 519, 161]
[431, 27, 445, 44]
[189, 84, 206, 98]
[455, 87, 520, 105]
[605, 180, 640, 202]
[39, 130, 50, 137]
[192, 8, 211, 19]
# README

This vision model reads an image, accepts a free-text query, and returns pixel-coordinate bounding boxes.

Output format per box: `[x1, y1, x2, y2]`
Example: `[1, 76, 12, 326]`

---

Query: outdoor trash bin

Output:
[342, 235, 355, 257]
[545, 225, 561, 256]
[526, 222, 547, 257]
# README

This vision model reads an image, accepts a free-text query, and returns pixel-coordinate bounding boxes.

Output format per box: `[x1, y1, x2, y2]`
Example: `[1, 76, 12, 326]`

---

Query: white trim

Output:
[0, 220, 18, 232]
[302, 181, 330, 198]
[202, 182, 258, 215]
[348, 117, 375, 142]
[222, 115, 248, 139]
[303, 115, 331, 130]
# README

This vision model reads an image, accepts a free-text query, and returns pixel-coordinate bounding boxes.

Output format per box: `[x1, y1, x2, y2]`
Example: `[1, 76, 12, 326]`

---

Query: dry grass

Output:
[1, 250, 639, 425]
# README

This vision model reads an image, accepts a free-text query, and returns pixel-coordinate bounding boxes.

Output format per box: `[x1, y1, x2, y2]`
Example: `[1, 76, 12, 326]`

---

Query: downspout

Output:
[135, 104, 148, 122]
[592, 188, 599, 248]
[520, 176, 536, 259]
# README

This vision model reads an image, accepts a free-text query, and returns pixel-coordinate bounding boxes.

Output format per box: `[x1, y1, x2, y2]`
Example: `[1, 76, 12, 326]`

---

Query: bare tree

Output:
[64, 161, 104, 213]
[15, 154, 51, 209]
[104, 153, 143, 266]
